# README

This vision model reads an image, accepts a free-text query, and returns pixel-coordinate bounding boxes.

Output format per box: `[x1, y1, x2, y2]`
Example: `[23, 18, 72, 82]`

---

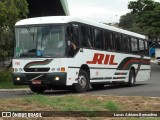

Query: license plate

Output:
[32, 80, 41, 85]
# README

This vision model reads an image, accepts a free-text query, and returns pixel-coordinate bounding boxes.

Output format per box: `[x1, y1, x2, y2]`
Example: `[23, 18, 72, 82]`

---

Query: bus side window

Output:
[131, 38, 138, 54]
[114, 33, 122, 52]
[94, 29, 103, 50]
[122, 36, 130, 53]
[110, 32, 114, 50]
[145, 41, 149, 56]
[139, 39, 145, 55]
[73, 26, 79, 47]
[104, 31, 111, 50]
[86, 27, 94, 48]
[67, 26, 79, 46]
[81, 26, 92, 48]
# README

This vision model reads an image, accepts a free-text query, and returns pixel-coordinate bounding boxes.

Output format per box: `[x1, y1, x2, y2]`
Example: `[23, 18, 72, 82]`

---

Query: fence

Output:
[0, 57, 12, 71]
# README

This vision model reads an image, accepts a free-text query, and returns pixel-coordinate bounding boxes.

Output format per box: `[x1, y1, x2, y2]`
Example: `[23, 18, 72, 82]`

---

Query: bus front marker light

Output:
[16, 77, 20, 81]
[57, 68, 60, 71]
[51, 68, 55, 72]
[19, 68, 23, 72]
[15, 68, 18, 72]
[55, 77, 60, 81]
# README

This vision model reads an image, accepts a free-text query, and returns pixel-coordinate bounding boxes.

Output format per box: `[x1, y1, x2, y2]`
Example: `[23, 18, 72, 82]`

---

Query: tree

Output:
[0, 0, 28, 58]
[119, 0, 160, 40]
[119, 13, 137, 30]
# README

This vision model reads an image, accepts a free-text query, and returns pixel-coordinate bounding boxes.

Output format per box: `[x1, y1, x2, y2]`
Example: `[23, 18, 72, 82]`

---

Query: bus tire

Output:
[91, 84, 105, 89]
[73, 70, 90, 93]
[29, 85, 46, 94]
[128, 69, 135, 87]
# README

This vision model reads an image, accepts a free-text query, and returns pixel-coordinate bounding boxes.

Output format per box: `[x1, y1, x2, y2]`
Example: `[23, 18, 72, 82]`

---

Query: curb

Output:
[0, 88, 30, 92]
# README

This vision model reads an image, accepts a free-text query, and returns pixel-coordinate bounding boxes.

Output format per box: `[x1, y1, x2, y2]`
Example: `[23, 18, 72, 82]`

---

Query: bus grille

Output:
[24, 68, 50, 72]
[25, 74, 47, 80]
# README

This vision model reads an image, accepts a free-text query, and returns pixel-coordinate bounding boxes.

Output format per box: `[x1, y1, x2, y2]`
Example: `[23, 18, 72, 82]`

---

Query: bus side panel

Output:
[136, 70, 150, 82]
[66, 67, 79, 85]
[63, 49, 150, 85]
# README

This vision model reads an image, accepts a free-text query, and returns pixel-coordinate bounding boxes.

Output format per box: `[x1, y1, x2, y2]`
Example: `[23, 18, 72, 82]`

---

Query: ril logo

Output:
[86, 53, 118, 65]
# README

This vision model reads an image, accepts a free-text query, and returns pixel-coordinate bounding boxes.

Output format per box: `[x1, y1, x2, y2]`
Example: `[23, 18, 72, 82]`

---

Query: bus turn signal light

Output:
[61, 67, 65, 72]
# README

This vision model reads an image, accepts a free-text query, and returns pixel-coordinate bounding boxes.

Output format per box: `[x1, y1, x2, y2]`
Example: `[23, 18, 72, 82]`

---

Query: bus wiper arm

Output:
[25, 25, 35, 43]
[40, 26, 52, 47]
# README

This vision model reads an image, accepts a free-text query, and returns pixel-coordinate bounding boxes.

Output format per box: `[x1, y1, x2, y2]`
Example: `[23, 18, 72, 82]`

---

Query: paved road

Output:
[0, 63, 160, 99]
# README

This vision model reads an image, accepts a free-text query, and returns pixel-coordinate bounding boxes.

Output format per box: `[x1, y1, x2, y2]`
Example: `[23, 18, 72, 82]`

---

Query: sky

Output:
[67, 0, 160, 23]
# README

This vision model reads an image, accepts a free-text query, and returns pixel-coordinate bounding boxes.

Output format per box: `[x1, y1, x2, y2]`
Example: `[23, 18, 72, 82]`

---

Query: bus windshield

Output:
[15, 25, 66, 58]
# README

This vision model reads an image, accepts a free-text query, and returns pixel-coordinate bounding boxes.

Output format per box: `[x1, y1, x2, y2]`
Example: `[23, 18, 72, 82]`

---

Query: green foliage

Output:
[25, 94, 53, 105]
[0, 0, 28, 29]
[119, 0, 160, 39]
[0, 71, 28, 89]
[0, 0, 28, 57]
[0, 71, 12, 88]
[0, 29, 14, 57]
[25, 95, 106, 111]
[0, 2, 7, 29]
[0, 71, 12, 82]
[104, 100, 120, 111]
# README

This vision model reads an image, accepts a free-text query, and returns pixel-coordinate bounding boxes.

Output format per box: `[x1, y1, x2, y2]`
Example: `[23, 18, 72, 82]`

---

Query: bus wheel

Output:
[128, 69, 135, 87]
[91, 84, 105, 89]
[73, 70, 89, 93]
[29, 85, 46, 94]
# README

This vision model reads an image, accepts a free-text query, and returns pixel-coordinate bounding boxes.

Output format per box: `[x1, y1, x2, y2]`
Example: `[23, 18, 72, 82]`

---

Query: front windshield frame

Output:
[14, 24, 67, 58]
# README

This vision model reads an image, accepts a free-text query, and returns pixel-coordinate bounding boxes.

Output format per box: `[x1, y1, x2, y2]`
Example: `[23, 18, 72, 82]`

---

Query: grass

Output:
[120, 118, 160, 120]
[0, 80, 27, 89]
[104, 100, 120, 111]
[0, 95, 160, 119]
[5, 94, 160, 112]
[25, 95, 101, 111]
[24, 94, 121, 111]
[0, 71, 28, 89]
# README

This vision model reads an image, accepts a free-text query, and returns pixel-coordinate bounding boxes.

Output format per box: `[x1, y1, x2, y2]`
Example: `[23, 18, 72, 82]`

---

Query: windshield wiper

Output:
[25, 25, 36, 43]
[40, 26, 52, 48]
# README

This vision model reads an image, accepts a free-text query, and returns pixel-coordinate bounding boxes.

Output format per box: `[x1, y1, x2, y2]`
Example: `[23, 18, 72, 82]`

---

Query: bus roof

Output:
[15, 16, 147, 39]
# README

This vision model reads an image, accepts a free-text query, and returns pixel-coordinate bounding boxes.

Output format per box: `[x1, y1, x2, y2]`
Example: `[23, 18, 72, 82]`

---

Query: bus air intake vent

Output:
[24, 68, 50, 72]
[25, 74, 47, 80]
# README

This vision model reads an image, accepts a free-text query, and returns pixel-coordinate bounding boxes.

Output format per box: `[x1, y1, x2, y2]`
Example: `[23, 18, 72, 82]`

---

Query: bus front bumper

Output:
[13, 72, 67, 86]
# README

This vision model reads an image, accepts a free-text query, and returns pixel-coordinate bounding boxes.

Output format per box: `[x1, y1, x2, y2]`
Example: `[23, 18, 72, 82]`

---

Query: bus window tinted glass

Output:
[131, 38, 138, 54]
[139, 39, 145, 55]
[114, 33, 122, 52]
[145, 41, 149, 56]
[81, 26, 92, 48]
[87, 27, 94, 48]
[94, 29, 103, 49]
[104, 31, 111, 50]
[123, 36, 130, 53]
[110, 33, 114, 50]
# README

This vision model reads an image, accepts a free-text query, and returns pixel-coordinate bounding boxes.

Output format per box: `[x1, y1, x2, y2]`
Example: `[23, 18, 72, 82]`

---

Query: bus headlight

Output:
[16, 77, 20, 81]
[55, 77, 60, 81]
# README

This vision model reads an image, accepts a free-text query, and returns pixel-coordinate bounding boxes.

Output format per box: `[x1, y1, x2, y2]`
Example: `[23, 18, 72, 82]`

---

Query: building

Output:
[26, 0, 70, 17]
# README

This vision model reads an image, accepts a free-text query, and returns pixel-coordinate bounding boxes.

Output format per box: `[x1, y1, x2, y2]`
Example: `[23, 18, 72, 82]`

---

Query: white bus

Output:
[13, 16, 150, 93]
